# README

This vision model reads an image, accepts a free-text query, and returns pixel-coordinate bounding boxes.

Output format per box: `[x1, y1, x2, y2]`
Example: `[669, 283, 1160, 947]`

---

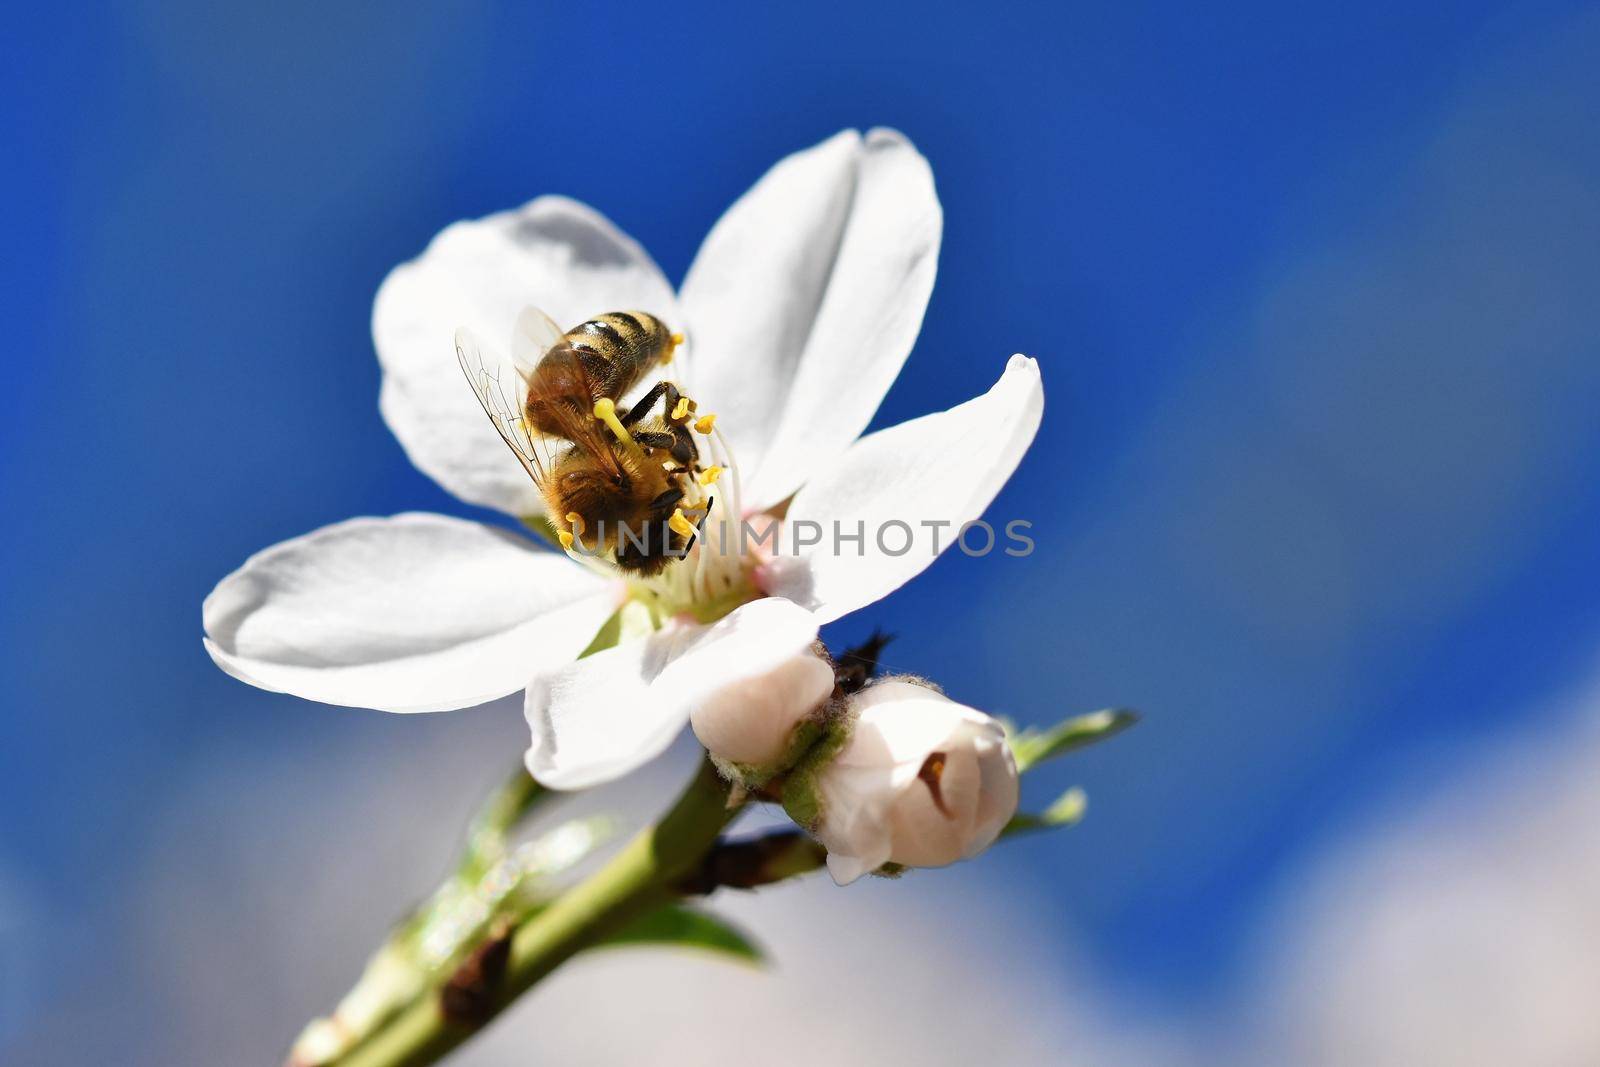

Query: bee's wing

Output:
[522, 347, 631, 483]
[455, 326, 546, 485]
[512, 306, 567, 378]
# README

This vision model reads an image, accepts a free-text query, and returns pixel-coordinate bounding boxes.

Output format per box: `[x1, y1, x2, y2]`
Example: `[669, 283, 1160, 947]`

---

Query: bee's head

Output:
[613, 485, 692, 576]
[549, 451, 689, 575]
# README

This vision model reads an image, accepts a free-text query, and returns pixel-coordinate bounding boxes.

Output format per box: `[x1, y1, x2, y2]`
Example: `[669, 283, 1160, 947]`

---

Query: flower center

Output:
[622, 394, 759, 622]
[542, 336, 761, 623]
[628, 488, 758, 623]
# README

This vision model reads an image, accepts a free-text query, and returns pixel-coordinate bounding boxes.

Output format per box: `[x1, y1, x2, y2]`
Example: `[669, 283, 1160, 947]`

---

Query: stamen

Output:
[565, 511, 586, 536]
[710, 424, 745, 522]
[670, 332, 685, 348]
[694, 413, 717, 434]
[667, 508, 697, 539]
[592, 398, 643, 455]
[557, 530, 575, 550]
[696, 465, 723, 486]
[670, 396, 691, 421]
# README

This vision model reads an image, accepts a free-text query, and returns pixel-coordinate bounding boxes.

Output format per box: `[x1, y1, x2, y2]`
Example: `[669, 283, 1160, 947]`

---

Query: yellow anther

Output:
[668, 508, 697, 539]
[671, 396, 691, 421]
[694, 413, 717, 434]
[696, 465, 723, 486]
[557, 530, 575, 550]
[565, 511, 586, 536]
[593, 397, 643, 454]
[661, 333, 684, 364]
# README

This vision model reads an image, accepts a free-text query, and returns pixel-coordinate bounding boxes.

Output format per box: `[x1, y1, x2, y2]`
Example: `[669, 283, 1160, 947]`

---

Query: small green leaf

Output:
[576, 599, 659, 659]
[1003, 786, 1088, 838]
[1009, 708, 1138, 772]
[598, 904, 765, 966]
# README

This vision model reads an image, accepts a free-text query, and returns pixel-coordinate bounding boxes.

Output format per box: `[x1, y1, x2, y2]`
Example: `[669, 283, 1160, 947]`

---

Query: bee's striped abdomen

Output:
[564, 311, 673, 400]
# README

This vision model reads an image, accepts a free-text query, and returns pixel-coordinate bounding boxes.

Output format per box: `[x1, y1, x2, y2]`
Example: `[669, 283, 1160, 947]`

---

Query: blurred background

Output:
[4, 2, 1600, 1064]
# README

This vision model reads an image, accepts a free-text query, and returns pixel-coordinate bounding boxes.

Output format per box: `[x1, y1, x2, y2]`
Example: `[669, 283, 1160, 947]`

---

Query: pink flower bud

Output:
[813, 680, 1019, 884]
[689, 649, 836, 770]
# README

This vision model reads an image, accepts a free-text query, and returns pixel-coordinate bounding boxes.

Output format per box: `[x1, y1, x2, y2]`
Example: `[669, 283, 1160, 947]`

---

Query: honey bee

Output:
[457, 308, 718, 575]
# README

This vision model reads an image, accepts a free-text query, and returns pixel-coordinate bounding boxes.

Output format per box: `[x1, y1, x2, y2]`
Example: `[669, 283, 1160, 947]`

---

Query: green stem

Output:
[332, 759, 738, 1067]
[460, 768, 549, 880]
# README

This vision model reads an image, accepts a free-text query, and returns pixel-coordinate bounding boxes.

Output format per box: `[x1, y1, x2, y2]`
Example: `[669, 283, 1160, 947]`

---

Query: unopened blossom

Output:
[688, 645, 836, 774]
[810, 680, 1019, 885]
[202, 128, 1043, 790]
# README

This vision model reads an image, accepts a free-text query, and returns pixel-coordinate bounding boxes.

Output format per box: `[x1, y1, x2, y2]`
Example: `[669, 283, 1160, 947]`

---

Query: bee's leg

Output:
[638, 429, 701, 478]
[649, 487, 685, 510]
[667, 422, 699, 466]
[640, 425, 697, 466]
[619, 381, 671, 428]
[633, 430, 678, 453]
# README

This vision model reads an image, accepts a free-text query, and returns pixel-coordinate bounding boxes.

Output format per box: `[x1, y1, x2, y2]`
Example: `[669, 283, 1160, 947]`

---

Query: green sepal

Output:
[710, 713, 832, 790]
[1009, 708, 1138, 772]
[597, 903, 765, 966]
[1002, 786, 1088, 838]
[779, 715, 852, 831]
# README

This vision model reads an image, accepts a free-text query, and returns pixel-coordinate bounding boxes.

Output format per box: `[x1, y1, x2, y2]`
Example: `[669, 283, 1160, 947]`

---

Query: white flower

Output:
[202, 128, 1043, 787]
[810, 680, 1019, 885]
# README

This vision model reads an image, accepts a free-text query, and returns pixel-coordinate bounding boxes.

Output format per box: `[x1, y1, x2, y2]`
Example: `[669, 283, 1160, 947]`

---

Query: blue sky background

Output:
[4, 2, 1599, 1060]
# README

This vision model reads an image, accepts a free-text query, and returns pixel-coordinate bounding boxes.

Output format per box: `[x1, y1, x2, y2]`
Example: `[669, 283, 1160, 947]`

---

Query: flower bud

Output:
[811, 680, 1019, 885]
[689, 648, 836, 773]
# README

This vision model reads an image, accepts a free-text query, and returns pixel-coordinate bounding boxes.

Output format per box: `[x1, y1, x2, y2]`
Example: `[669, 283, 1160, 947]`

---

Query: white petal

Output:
[825, 844, 893, 887]
[656, 597, 822, 710]
[886, 743, 980, 869]
[680, 129, 941, 511]
[523, 627, 694, 791]
[203, 513, 618, 713]
[842, 681, 975, 766]
[816, 762, 898, 886]
[374, 197, 679, 516]
[966, 730, 1021, 858]
[525, 597, 819, 789]
[765, 354, 1044, 622]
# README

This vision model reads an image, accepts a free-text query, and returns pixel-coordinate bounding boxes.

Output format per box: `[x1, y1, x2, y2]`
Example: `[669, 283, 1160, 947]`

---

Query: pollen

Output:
[593, 397, 642, 453]
[565, 511, 586, 536]
[671, 396, 692, 421]
[557, 530, 575, 550]
[696, 465, 723, 486]
[667, 508, 697, 539]
[670, 332, 685, 347]
[693, 413, 717, 435]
